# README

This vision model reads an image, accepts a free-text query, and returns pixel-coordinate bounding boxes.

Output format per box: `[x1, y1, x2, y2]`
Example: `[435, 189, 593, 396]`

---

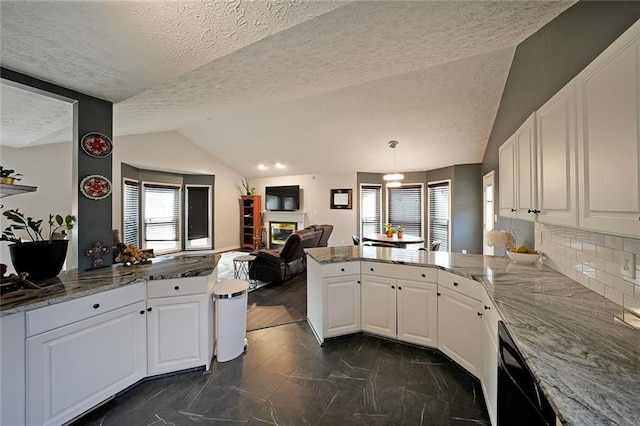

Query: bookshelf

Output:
[240, 195, 262, 250]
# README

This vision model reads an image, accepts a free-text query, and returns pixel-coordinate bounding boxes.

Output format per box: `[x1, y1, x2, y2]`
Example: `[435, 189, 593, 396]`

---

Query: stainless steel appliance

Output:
[497, 321, 556, 425]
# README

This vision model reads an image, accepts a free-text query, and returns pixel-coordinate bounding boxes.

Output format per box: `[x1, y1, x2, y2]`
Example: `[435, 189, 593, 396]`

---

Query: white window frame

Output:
[122, 178, 140, 247]
[360, 183, 383, 238]
[385, 182, 424, 238]
[141, 181, 182, 255]
[427, 179, 451, 252]
[184, 184, 213, 251]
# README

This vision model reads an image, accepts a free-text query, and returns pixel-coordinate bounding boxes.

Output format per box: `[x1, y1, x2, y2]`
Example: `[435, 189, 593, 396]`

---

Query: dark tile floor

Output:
[74, 322, 489, 425]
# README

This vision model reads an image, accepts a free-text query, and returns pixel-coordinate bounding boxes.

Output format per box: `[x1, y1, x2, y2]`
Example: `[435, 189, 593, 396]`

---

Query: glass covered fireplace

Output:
[269, 221, 297, 249]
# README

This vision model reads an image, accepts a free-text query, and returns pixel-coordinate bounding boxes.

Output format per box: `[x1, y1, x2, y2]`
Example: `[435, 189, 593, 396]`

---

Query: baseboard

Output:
[213, 245, 241, 253]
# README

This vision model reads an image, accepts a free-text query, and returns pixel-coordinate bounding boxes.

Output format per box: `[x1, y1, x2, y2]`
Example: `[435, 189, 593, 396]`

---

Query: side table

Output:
[233, 254, 257, 288]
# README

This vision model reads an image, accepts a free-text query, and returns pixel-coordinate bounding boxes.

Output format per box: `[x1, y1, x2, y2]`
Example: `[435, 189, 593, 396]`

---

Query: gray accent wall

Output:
[1, 67, 113, 271]
[481, 2, 640, 252]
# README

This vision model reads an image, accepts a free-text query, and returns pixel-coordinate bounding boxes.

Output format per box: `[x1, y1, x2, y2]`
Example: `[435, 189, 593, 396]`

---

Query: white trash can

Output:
[213, 279, 249, 362]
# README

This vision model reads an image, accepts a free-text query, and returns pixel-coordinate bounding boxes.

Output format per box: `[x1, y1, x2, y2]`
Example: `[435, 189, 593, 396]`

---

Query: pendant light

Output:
[383, 140, 404, 186]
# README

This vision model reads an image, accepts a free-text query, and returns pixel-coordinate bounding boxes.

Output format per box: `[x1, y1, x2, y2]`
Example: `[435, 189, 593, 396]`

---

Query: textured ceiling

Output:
[0, 0, 575, 176]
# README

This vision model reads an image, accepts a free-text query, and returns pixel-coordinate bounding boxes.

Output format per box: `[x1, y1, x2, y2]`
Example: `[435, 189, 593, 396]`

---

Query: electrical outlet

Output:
[621, 252, 636, 279]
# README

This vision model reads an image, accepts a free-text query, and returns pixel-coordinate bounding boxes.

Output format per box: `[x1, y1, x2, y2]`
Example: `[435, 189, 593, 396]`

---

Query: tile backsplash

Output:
[535, 223, 640, 316]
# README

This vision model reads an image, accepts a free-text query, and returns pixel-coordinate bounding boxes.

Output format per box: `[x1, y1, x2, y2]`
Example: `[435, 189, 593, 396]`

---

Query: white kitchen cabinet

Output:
[1, 311, 26, 426]
[361, 262, 439, 347]
[307, 257, 361, 342]
[437, 286, 483, 379]
[146, 294, 210, 375]
[324, 274, 361, 338]
[577, 23, 640, 238]
[361, 275, 397, 339]
[146, 275, 215, 375]
[26, 300, 147, 426]
[536, 80, 578, 227]
[499, 113, 538, 221]
[480, 297, 499, 426]
[396, 279, 439, 347]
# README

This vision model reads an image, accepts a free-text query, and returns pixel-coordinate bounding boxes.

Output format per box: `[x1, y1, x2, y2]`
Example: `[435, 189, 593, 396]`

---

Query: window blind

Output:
[361, 185, 382, 236]
[388, 184, 423, 237]
[187, 186, 209, 240]
[143, 184, 180, 242]
[123, 180, 139, 246]
[428, 182, 449, 251]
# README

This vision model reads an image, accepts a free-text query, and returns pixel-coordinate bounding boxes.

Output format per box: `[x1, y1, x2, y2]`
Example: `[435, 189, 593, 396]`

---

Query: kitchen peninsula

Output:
[305, 246, 640, 426]
[0, 253, 220, 426]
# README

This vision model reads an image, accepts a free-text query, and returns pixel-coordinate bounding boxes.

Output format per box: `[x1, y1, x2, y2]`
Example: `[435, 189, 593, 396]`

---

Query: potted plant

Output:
[0, 166, 22, 185]
[383, 223, 396, 238]
[396, 226, 404, 238]
[1, 209, 76, 281]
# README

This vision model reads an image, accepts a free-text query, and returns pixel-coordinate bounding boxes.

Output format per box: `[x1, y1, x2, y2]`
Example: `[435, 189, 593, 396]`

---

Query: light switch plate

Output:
[621, 252, 636, 279]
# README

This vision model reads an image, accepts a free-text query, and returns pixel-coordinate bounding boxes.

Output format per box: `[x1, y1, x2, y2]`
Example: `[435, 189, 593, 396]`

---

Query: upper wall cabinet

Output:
[499, 113, 537, 221]
[576, 21, 640, 238]
[536, 81, 578, 227]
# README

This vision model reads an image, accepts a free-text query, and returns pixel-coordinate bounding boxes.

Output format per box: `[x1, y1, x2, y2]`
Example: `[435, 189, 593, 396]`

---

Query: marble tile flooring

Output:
[74, 322, 489, 425]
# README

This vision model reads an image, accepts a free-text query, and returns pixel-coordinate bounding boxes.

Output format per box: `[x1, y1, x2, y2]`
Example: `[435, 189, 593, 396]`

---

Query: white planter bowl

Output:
[506, 250, 542, 263]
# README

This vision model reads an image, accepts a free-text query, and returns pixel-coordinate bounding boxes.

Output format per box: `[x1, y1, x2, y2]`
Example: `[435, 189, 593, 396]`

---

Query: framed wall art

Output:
[330, 188, 352, 209]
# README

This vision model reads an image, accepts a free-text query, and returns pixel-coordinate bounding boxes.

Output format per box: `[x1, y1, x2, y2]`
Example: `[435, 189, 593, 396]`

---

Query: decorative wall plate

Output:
[80, 175, 112, 200]
[81, 132, 112, 158]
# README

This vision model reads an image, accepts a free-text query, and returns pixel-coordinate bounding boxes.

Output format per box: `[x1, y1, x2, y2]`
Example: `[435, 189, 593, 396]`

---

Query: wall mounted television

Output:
[265, 185, 300, 211]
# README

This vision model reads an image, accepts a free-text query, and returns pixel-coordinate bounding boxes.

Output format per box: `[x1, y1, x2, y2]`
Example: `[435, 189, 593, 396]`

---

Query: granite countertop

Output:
[0, 253, 220, 316]
[305, 246, 640, 426]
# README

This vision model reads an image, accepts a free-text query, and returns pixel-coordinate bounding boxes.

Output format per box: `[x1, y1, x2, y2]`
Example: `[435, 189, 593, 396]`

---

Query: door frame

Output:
[483, 171, 495, 256]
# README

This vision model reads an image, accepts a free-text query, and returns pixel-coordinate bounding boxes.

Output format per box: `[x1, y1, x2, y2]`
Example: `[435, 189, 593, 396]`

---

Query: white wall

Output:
[112, 131, 244, 253]
[250, 173, 357, 247]
[0, 143, 73, 273]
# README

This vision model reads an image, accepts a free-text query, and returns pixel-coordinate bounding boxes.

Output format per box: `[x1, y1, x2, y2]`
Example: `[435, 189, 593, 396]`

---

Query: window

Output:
[388, 184, 423, 237]
[360, 185, 382, 236]
[122, 179, 139, 246]
[185, 185, 212, 250]
[428, 181, 450, 251]
[142, 183, 181, 254]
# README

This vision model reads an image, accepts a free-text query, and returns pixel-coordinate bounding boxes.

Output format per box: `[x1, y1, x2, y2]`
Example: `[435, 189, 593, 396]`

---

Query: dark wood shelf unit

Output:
[240, 195, 262, 250]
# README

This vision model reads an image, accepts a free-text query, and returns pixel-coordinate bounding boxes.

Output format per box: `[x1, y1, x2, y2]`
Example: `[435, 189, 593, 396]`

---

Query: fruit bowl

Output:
[506, 250, 542, 263]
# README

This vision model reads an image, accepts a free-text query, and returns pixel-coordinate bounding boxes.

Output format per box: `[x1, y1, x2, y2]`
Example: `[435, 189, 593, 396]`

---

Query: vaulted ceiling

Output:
[0, 1, 574, 177]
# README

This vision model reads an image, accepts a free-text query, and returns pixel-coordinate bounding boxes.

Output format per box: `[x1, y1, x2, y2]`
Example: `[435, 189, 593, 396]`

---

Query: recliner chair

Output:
[249, 227, 321, 283]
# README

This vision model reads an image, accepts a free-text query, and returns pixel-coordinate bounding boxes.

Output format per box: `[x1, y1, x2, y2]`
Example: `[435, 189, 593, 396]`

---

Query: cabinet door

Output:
[481, 303, 499, 426]
[577, 34, 640, 238]
[147, 294, 209, 375]
[437, 287, 483, 378]
[323, 275, 361, 338]
[516, 113, 537, 221]
[397, 279, 438, 347]
[1, 312, 26, 426]
[499, 136, 517, 218]
[536, 81, 578, 227]
[361, 275, 396, 339]
[27, 302, 146, 426]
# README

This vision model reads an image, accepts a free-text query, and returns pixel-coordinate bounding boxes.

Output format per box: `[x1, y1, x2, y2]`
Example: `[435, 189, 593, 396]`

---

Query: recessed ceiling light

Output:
[258, 164, 267, 170]
[275, 162, 285, 169]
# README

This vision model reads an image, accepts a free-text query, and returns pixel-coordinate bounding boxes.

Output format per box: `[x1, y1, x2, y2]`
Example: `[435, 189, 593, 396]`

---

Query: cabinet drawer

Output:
[26, 282, 145, 337]
[362, 261, 437, 283]
[321, 262, 360, 278]
[438, 271, 484, 302]
[147, 276, 210, 299]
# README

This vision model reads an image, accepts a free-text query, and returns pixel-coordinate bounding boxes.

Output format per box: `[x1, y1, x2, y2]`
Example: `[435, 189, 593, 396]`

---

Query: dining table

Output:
[362, 233, 424, 248]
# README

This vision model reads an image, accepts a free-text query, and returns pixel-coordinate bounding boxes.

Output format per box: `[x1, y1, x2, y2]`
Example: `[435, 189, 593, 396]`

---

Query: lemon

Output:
[516, 245, 528, 253]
